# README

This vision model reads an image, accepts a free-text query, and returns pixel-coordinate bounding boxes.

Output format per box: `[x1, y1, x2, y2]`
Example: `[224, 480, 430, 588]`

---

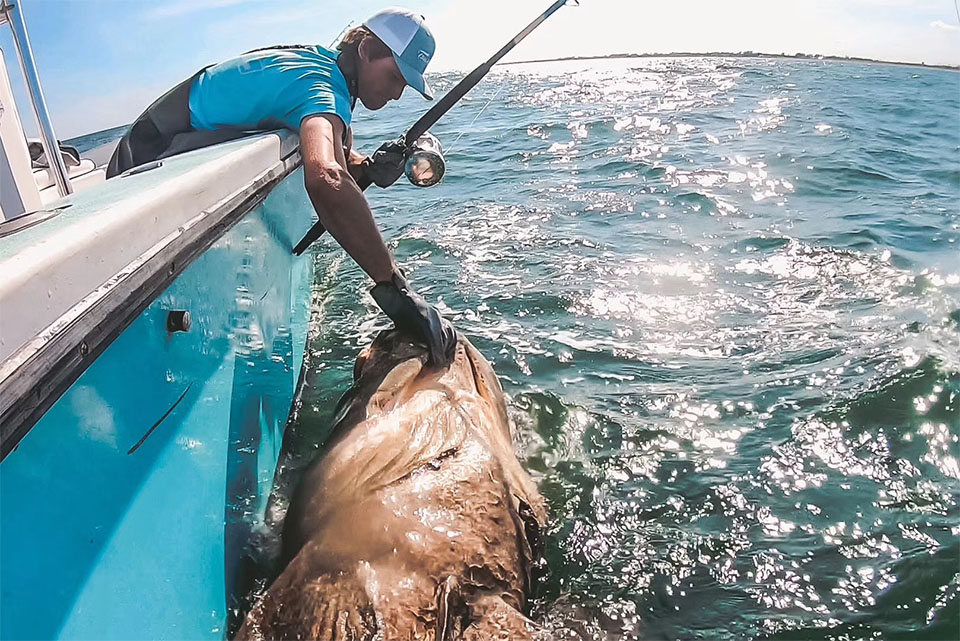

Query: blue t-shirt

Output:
[188, 45, 353, 132]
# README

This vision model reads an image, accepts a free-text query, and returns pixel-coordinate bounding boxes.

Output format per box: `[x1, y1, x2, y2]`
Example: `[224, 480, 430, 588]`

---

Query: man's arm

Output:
[300, 114, 396, 283]
[300, 115, 458, 367]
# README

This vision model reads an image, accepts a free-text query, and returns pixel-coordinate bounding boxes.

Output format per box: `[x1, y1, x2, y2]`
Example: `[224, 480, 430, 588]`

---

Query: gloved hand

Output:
[363, 138, 407, 188]
[370, 272, 458, 368]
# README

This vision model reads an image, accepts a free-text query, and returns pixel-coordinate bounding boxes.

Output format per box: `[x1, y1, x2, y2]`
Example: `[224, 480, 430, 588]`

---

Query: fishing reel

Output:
[293, 0, 569, 256]
[364, 133, 446, 189]
[404, 132, 445, 187]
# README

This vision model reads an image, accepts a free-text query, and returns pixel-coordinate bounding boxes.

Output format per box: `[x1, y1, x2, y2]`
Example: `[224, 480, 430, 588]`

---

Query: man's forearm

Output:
[304, 171, 396, 283]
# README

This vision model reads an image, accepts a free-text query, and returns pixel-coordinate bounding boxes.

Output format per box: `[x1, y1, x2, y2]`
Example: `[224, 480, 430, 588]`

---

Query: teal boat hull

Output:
[1, 164, 315, 639]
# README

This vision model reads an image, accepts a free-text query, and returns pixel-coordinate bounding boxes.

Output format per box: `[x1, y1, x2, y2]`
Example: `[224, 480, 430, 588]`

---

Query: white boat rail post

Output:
[0, 47, 43, 219]
[0, 0, 73, 197]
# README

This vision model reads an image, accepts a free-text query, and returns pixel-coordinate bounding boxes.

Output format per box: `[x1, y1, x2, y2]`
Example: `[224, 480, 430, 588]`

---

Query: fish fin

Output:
[235, 549, 377, 640]
[462, 594, 538, 641]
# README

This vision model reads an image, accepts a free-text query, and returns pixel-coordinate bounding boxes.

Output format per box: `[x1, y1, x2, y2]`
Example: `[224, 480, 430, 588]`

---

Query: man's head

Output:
[338, 8, 435, 110]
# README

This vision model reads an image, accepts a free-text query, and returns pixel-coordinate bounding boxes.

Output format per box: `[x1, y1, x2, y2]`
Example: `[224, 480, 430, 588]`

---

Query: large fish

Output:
[236, 330, 547, 640]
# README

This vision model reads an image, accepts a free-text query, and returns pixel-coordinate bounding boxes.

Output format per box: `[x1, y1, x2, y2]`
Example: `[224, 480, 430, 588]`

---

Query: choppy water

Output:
[284, 57, 960, 641]
[75, 56, 960, 640]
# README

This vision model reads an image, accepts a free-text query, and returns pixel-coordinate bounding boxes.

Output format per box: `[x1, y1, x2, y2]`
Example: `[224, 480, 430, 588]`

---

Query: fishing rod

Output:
[292, 0, 576, 256]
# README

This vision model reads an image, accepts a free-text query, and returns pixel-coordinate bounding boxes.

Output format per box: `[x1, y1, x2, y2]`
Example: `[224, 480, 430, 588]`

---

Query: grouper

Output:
[236, 330, 548, 640]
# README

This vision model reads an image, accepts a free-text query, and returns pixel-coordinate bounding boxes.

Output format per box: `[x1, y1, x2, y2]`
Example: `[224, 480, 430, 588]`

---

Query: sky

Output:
[1, 0, 958, 139]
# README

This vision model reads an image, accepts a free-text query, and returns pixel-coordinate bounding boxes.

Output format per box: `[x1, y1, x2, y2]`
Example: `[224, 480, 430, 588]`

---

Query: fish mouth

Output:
[330, 330, 449, 433]
[352, 329, 422, 382]
[326, 329, 507, 459]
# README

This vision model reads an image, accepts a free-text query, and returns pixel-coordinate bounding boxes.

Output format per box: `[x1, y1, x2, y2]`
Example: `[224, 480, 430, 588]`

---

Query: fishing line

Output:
[445, 81, 508, 154]
[443, 1, 579, 155]
[329, 22, 353, 49]
[293, 0, 577, 255]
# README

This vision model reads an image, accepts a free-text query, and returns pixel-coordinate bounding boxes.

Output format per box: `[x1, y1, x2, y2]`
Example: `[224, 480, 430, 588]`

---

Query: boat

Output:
[0, 3, 315, 638]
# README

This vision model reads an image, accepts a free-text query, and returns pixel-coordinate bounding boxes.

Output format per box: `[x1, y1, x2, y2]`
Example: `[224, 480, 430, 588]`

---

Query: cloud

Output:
[930, 20, 960, 31]
[146, 0, 256, 20]
[196, 3, 348, 63]
[205, 4, 327, 34]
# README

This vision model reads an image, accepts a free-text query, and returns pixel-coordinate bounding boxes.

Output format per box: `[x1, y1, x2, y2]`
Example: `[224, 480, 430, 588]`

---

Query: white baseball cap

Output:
[364, 7, 435, 100]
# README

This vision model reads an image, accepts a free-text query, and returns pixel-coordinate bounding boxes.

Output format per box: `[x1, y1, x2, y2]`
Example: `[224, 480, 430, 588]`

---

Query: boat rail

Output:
[0, 0, 73, 198]
[0, 131, 302, 459]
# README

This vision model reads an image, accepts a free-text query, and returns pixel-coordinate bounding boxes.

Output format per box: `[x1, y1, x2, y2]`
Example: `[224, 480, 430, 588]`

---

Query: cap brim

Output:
[394, 54, 433, 100]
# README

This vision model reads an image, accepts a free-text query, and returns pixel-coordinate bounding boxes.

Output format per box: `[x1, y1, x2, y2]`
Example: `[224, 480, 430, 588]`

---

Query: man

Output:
[107, 8, 457, 367]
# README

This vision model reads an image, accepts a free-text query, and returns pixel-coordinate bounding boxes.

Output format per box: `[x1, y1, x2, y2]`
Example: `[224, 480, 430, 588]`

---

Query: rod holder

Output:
[166, 311, 192, 333]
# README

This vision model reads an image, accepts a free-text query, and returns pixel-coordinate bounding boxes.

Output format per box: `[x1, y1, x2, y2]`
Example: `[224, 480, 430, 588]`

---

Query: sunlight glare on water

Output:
[264, 57, 959, 640]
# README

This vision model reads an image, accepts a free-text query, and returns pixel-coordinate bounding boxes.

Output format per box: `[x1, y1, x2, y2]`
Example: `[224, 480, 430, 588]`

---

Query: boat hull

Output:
[1, 165, 315, 640]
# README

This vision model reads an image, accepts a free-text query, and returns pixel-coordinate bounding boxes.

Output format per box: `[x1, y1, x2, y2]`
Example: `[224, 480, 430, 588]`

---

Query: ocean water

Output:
[65, 123, 127, 154]
[290, 57, 960, 640]
[74, 56, 960, 639]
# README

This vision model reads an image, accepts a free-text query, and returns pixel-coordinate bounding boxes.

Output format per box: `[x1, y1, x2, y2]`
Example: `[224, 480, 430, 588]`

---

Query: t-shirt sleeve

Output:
[284, 78, 353, 131]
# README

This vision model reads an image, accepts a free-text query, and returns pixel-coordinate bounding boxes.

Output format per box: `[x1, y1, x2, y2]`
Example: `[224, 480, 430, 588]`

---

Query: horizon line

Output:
[498, 51, 960, 72]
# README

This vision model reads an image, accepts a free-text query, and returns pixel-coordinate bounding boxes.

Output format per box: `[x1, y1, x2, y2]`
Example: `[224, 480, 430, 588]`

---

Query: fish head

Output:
[330, 329, 511, 441]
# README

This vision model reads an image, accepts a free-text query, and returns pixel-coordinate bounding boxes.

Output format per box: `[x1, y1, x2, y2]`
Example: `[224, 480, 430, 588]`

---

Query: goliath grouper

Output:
[236, 330, 547, 640]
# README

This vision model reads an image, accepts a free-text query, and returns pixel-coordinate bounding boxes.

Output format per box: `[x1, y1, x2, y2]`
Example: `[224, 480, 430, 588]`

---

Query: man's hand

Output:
[364, 139, 407, 188]
[371, 272, 458, 368]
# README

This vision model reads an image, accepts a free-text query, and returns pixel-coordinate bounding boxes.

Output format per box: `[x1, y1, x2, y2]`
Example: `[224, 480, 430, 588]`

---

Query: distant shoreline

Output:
[500, 52, 960, 72]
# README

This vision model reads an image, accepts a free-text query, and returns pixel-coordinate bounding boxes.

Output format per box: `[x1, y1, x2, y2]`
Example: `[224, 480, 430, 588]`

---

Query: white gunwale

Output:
[0, 131, 304, 457]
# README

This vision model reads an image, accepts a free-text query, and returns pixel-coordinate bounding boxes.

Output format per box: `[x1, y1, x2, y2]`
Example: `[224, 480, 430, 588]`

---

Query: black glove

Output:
[363, 139, 407, 188]
[371, 272, 458, 368]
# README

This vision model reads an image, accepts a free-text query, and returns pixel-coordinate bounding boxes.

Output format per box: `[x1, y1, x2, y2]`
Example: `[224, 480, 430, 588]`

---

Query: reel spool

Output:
[404, 132, 445, 187]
